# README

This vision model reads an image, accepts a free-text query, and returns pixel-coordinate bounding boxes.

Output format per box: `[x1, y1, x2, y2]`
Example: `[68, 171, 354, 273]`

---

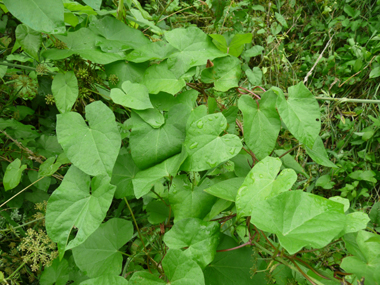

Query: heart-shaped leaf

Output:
[52, 71, 78, 114]
[111, 80, 153, 110]
[250, 190, 346, 254]
[57, 100, 121, 176]
[236, 156, 297, 217]
[164, 218, 220, 268]
[181, 113, 242, 171]
[3, 158, 27, 191]
[15, 24, 42, 60]
[46, 166, 116, 257]
[72, 218, 133, 278]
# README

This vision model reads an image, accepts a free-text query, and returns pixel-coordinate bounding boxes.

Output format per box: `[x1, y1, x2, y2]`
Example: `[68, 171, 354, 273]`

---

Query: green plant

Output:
[0, 1, 380, 285]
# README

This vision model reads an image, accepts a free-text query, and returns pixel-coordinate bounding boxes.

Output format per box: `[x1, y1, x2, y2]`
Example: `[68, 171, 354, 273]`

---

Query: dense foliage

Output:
[1, 0, 380, 284]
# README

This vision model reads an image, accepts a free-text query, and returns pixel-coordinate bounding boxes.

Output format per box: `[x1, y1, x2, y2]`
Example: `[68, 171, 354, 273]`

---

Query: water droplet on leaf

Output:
[189, 142, 198, 149]
[197, 121, 204, 129]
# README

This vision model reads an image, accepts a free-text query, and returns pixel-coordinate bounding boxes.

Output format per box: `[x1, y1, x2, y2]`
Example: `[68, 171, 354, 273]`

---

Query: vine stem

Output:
[0, 176, 46, 208]
[5, 261, 26, 281]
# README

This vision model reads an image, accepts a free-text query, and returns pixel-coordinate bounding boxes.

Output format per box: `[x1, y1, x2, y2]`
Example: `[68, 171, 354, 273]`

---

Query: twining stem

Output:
[6, 261, 26, 280]
[0, 217, 45, 232]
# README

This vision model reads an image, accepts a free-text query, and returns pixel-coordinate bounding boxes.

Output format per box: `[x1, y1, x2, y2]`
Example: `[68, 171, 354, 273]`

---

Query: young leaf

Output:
[251, 191, 346, 254]
[132, 152, 187, 198]
[228, 33, 253, 57]
[52, 71, 78, 114]
[72, 218, 133, 278]
[274, 83, 321, 148]
[46, 166, 116, 257]
[38, 157, 61, 177]
[39, 257, 70, 285]
[3, 158, 27, 191]
[242, 45, 264, 60]
[3, 0, 65, 34]
[57, 101, 121, 177]
[181, 113, 242, 171]
[130, 104, 190, 169]
[238, 92, 281, 160]
[236, 157, 297, 217]
[341, 230, 380, 285]
[15, 24, 42, 60]
[305, 136, 337, 168]
[168, 176, 217, 222]
[201, 56, 242, 91]
[245, 67, 262, 86]
[164, 218, 220, 268]
[110, 80, 153, 110]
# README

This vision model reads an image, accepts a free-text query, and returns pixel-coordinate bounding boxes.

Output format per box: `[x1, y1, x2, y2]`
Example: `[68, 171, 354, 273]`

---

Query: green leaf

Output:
[344, 5, 360, 18]
[15, 24, 41, 60]
[275, 149, 308, 178]
[181, 113, 242, 171]
[0, 65, 7, 79]
[111, 151, 140, 199]
[82, 0, 101, 10]
[89, 16, 150, 52]
[3, 159, 27, 191]
[251, 191, 346, 254]
[168, 176, 217, 222]
[164, 218, 220, 268]
[204, 177, 244, 202]
[201, 56, 242, 91]
[57, 101, 121, 176]
[165, 27, 226, 76]
[52, 71, 78, 114]
[105, 61, 148, 89]
[80, 275, 129, 285]
[146, 200, 170, 224]
[133, 108, 165, 129]
[370, 202, 380, 225]
[80, 274, 129, 285]
[246, 66, 262, 85]
[42, 28, 126, 65]
[39, 257, 70, 285]
[305, 136, 337, 168]
[111, 81, 153, 110]
[143, 61, 186, 95]
[242, 45, 264, 59]
[28, 171, 51, 192]
[3, 0, 65, 33]
[126, 41, 177, 63]
[46, 166, 116, 257]
[274, 83, 321, 148]
[349, 170, 377, 183]
[370, 67, 380, 79]
[316, 175, 335, 189]
[236, 157, 297, 217]
[341, 212, 370, 235]
[211, 0, 227, 23]
[204, 235, 267, 285]
[341, 230, 380, 284]
[38, 157, 61, 177]
[130, 104, 190, 169]
[130, 249, 205, 285]
[132, 152, 187, 198]
[275, 12, 288, 28]
[72, 218, 133, 278]
[228, 33, 253, 57]
[238, 92, 281, 160]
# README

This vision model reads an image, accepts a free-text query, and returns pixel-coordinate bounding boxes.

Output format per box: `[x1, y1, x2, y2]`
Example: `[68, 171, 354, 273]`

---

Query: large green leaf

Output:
[204, 177, 244, 202]
[3, 159, 27, 191]
[201, 56, 241, 91]
[51, 71, 78, 114]
[168, 176, 217, 222]
[3, 0, 65, 33]
[72, 218, 133, 278]
[210, 33, 252, 57]
[142, 61, 186, 95]
[164, 218, 220, 268]
[181, 113, 242, 171]
[250, 191, 346, 254]
[111, 150, 140, 199]
[126, 41, 177, 63]
[82, 0, 101, 10]
[39, 258, 69, 285]
[133, 108, 165, 129]
[238, 92, 281, 160]
[42, 28, 126, 65]
[275, 83, 321, 148]
[89, 16, 150, 52]
[203, 235, 267, 285]
[132, 152, 187, 198]
[236, 157, 297, 217]
[129, 249, 205, 285]
[80, 275, 129, 285]
[341, 230, 380, 285]
[110, 81, 153, 110]
[15, 24, 42, 60]
[305, 136, 337, 168]
[130, 104, 190, 169]
[46, 166, 116, 257]
[164, 27, 226, 76]
[105, 61, 148, 89]
[57, 101, 121, 176]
